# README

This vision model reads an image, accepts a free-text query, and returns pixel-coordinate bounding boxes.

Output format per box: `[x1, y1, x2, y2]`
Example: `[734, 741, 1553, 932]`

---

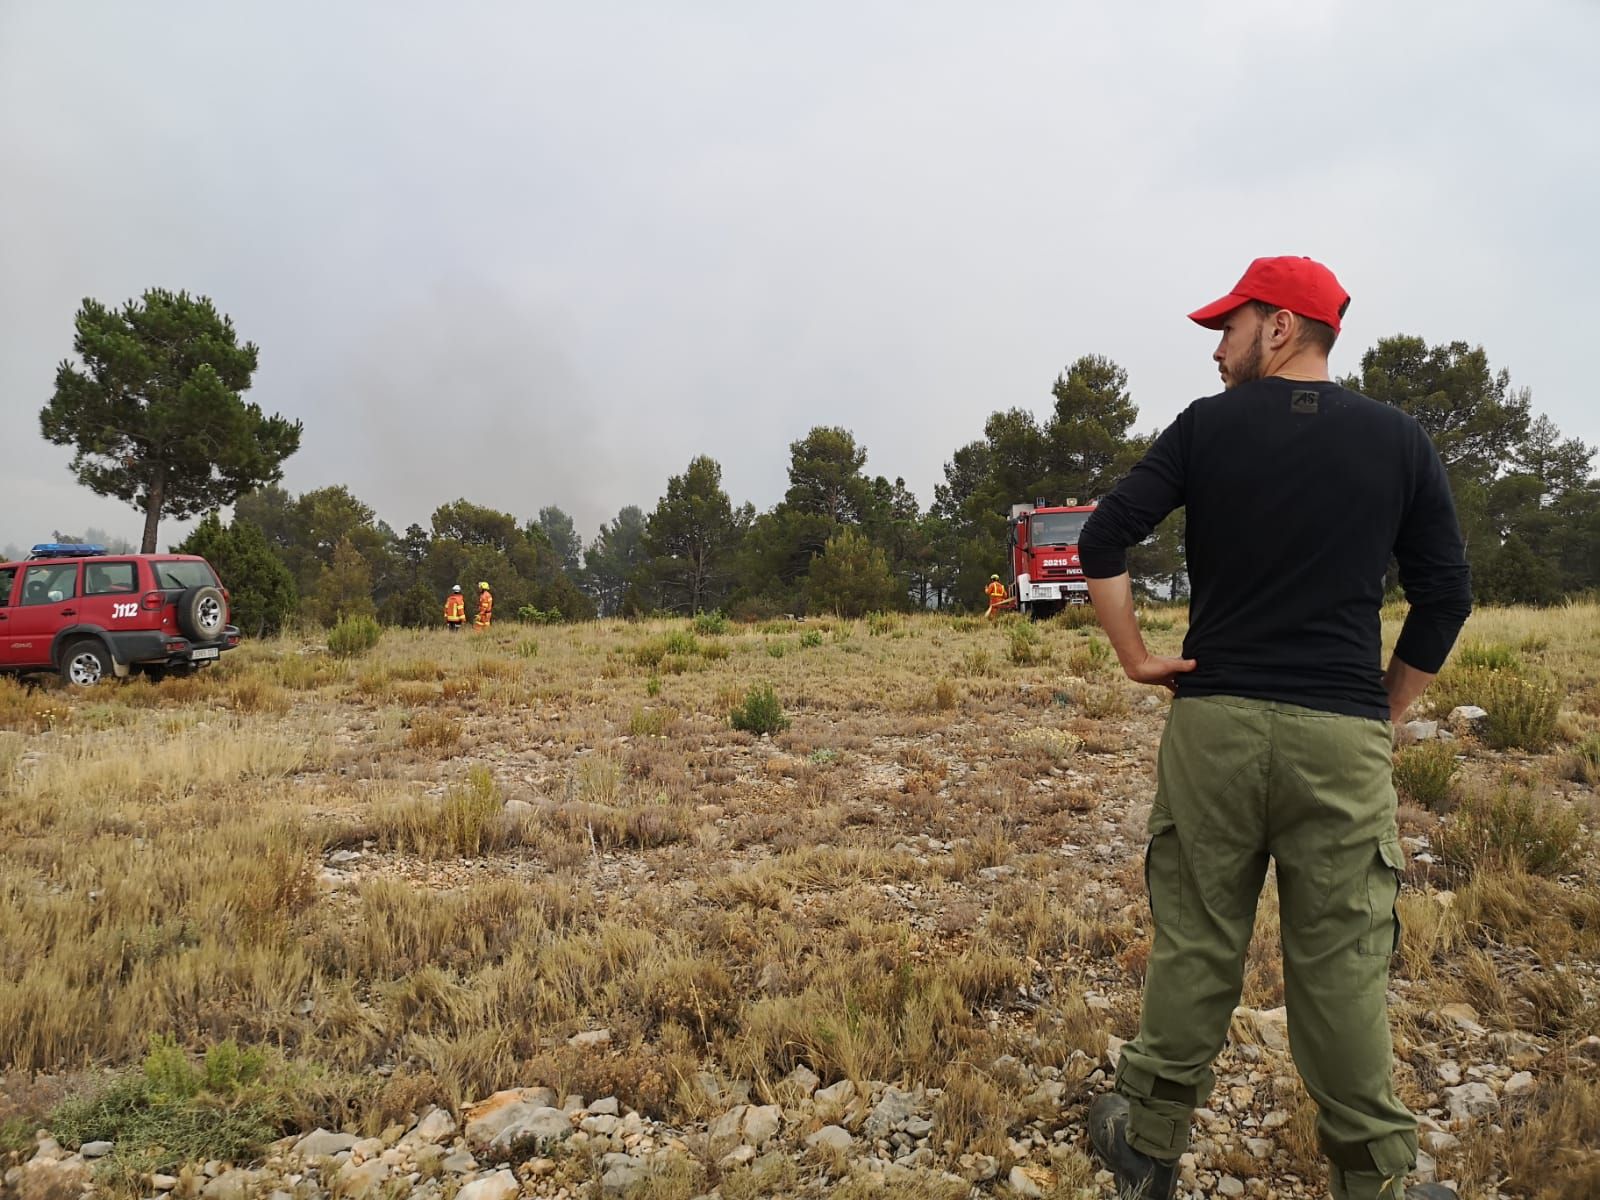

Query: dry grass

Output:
[0, 605, 1596, 1195]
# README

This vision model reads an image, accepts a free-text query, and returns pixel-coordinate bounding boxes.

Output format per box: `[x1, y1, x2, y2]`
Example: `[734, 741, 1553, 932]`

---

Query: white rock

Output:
[742, 1104, 782, 1147]
[1503, 1071, 1537, 1098]
[1422, 1130, 1460, 1155]
[78, 1141, 113, 1158]
[569, 1028, 612, 1049]
[1448, 705, 1487, 723]
[590, 1096, 620, 1116]
[1437, 1060, 1462, 1086]
[1217, 1175, 1246, 1197]
[805, 1125, 854, 1154]
[410, 1107, 457, 1144]
[1403, 719, 1439, 741]
[1007, 1165, 1044, 1198]
[455, 1168, 520, 1200]
[293, 1129, 357, 1158]
[719, 1145, 757, 1170]
[784, 1065, 821, 1096]
[1444, 1081, 1498, 1123]
[487, 1107, 573, 1154]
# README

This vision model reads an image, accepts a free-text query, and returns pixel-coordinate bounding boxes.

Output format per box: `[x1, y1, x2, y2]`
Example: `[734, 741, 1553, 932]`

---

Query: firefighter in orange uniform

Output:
[985, 574, 1010, 618]
[474, 581, 494, 630]
[444, 584, 467, 632]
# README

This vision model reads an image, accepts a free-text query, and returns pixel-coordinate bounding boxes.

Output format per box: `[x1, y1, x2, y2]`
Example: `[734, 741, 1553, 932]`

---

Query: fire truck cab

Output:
[1008, 498, 1096, 619]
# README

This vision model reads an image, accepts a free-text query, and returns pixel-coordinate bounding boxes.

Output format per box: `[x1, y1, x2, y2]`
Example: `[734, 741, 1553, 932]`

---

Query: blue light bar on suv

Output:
[28, 543, 108, 559]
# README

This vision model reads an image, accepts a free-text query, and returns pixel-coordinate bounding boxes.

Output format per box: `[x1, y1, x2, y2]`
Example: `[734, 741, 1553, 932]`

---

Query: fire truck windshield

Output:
[1030, 511, 1090, 547]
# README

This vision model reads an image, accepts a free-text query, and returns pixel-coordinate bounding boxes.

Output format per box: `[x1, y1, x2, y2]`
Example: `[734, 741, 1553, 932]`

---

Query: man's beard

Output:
[1224, 336, 1266, 389]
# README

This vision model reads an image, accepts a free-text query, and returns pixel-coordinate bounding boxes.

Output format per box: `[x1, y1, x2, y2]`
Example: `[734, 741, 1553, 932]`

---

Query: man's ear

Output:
[1268, 308, 1296, 348]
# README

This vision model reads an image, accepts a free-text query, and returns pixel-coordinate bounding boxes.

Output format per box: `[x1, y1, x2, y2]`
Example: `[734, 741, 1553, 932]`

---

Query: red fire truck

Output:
[1007, 498, 1097, 619]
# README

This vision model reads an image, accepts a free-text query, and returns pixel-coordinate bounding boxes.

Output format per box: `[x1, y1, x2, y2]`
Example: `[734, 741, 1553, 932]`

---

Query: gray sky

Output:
[3, 1, 1596, 555]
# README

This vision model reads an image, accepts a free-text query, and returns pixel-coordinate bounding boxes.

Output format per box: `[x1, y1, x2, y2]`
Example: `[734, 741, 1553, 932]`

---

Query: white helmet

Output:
[452, 584, 462, 593]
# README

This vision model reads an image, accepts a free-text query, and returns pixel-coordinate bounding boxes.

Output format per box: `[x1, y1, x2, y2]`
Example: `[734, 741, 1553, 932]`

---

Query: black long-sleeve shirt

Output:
[1078, 377, 1472, 719]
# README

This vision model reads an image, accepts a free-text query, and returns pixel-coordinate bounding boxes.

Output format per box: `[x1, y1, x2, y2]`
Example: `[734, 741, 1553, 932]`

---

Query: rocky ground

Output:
[3, 613, 1598, 1199]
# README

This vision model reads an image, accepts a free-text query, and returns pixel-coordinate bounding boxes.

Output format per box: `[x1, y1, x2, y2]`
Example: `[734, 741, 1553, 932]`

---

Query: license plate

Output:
[190, 647, 220, 661]
[1066, 581, 1088, 592]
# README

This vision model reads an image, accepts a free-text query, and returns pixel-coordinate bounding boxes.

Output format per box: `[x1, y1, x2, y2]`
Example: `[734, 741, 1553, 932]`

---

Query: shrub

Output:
[406, 712, 463, 753]
[327, 613, 381, 657]
[515, 638, 539, 658]
[1008, 622, 1050, 665]
[1479, 669, 1563, 751]
[730, 683, 789, 735]
[517, 605, 562, 624]
[628, 706, 675, 737]
[645, 675, 662, 698]
[1565, 733, 1600, 785]
[1435, 788, 1584, 877]
[693, 611, 729, 636]
[1393, 740, 1458, 810]
[1064, 637, 1113, 677]
[866, 612, 899, 637]
[933, 678, 958, 711]
[800, 629, 824, 649]
[766, 640, 787, 658]
[50, 1035, 279, 1181]
[664, 630, 700, 656]
[1456, 641, 1521, 671]
[1055, 604, 1100, 630]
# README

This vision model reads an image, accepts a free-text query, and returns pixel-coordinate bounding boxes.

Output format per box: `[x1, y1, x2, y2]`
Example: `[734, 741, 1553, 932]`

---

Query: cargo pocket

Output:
[1357, 838, 1405, 956]
[1145, 827, 1185, 933]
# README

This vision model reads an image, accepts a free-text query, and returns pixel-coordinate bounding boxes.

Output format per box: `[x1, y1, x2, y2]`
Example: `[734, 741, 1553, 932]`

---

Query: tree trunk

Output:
[141, 470, 166, 553]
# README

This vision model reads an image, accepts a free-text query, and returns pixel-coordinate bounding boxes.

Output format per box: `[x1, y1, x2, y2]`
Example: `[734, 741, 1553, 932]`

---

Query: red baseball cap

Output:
[1188, 256, 1350, 332]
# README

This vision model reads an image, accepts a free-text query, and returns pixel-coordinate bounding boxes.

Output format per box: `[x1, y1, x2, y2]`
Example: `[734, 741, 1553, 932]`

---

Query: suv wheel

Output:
[178, 585, 227, 642]
[61, 639, 113, 687]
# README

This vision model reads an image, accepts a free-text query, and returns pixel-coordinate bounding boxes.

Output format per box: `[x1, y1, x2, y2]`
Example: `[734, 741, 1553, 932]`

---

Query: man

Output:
[474, 580, 494, 630]
[1076, 256, 1470, 1200]
[443, 584, 466, 632]
[984, 573, 1010, 618]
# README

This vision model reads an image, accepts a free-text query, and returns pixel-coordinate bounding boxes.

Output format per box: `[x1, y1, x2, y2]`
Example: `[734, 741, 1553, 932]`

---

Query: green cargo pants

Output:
[1115, 695, 1418, 1200]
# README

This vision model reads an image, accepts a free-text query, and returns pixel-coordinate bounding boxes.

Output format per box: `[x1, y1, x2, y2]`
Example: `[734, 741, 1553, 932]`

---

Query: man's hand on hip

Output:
[1124, 652, 1198, 692]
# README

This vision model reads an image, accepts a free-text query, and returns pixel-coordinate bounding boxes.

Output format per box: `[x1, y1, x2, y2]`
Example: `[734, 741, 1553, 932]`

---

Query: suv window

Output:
[21, 563, 79, 606]
[0, 566, 15, 606]
[84, 561, 139, 595]
[151, 560, 218, 589]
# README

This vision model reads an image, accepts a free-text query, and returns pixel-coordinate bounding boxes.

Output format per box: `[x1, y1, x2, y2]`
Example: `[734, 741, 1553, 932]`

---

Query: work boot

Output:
[1086, 1093, 1178, 1200]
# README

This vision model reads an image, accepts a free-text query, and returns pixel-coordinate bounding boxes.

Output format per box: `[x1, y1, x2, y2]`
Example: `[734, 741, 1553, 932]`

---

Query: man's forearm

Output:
[1383, 655, 1437, 722]
[1086, 573, 1147, 669]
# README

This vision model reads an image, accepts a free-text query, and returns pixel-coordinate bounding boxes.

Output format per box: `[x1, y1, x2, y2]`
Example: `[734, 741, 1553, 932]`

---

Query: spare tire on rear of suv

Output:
[178, 585, 227, 642]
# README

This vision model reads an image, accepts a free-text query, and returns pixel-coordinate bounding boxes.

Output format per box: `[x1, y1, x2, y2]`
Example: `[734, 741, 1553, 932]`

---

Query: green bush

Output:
[693, 610, 730, 636]
[866, 612, 899, 637]
[327, 613, 381, 657]
[664, 630, 700, 656]
[50, 1035, 280, 1183]
[517, 605, 563, 624]
[515, 638, 539, 658]
[1456, 641, 1521, 671]
[730, 682, 789, 735]
[1566, 733, 1600, 785]
[1393, 740, 1458, 810]
[1055, 604, 1100, 630]
[800, 629, 824, 649]
[1008, 622, 1050, 665]
[1434, 788, 1583, 877]
[766, 640, 787, 658]
[645, 675, 662, 698]
[1479, 669, 1563, 751]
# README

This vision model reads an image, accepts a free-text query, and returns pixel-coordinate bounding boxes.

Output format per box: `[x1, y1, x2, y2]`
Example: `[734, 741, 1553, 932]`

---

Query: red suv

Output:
[0, 544, 241, 686]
